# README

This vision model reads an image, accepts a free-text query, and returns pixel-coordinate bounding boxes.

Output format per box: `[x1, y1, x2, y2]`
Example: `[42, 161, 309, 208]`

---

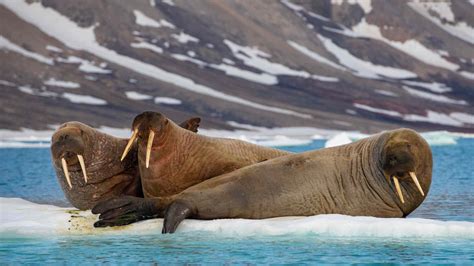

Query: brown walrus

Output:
[50, 117, 200, 210]
[154, 128, 432, 233]
[92, 111, 291, 227]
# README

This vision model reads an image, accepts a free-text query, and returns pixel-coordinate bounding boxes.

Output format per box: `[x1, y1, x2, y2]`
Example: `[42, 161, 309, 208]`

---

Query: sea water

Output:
[0, 139, 473, 264]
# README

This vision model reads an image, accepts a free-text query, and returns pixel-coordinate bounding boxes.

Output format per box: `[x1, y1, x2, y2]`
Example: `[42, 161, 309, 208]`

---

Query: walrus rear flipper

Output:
[179, 117, 201, 133]
[162, 201, 193, 234]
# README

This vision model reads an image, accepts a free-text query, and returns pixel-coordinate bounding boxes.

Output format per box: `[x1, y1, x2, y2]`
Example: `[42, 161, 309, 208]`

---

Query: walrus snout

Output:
[122, 111, 169, 168]
[382, 130, 428, 204]
[51, 125, 89, 188]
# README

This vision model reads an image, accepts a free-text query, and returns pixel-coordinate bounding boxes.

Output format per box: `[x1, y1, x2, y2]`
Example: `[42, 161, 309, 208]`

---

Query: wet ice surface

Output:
[0, 139, 473, 264]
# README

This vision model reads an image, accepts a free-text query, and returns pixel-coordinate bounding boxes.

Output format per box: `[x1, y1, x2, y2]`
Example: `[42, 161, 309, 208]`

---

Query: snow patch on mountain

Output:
[62, 93, 107, 105]
[0, 36, 53, 65]
[133, 10, 175, 29]
[43, 78, 80, 89]
[154, 97, 181, 105]
[46, 45, 62, 53]
[317, 34, 417, 79]
[172, 32, 199, 43]
[125, 91, 152, 100]
[402, 80, 452, 93]
[131, 41, 163, 54]
[288, 41, 346, 71]
[408, 1, 474, 44]
[331, 0, 372, 14]
[18, 85, 57, 97]
[351, 19, 460, 71]
[56, 56, 111, 74]
[403, 86, 467, 105]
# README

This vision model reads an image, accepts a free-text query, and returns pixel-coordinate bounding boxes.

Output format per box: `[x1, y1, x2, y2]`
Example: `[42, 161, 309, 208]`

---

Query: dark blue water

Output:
[1, 139, 473, 264]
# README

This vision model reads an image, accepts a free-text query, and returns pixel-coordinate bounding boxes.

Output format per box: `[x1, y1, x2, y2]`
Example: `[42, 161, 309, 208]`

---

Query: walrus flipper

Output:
[92, 196, 162, 228]
[179, 117, 201, 133]
[162, 201, 193, 234]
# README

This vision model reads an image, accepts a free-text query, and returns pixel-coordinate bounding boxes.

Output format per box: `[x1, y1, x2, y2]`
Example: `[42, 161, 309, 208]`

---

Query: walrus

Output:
[92, 111, 291, 227]
[152, 128, 431, 233]
[50, 117, 201, 210]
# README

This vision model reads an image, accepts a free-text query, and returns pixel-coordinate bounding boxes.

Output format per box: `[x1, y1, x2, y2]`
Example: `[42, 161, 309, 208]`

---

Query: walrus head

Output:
[380, 128, 432, 214]
[120, 111, 200, 168]
[51, 121, 142, 209]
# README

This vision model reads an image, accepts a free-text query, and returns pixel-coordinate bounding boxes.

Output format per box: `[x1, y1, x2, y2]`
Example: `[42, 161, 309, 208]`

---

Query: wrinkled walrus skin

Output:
[92, 111, 291, 227]
[160, 128, 432, 233]
[50, 117, 200, 210]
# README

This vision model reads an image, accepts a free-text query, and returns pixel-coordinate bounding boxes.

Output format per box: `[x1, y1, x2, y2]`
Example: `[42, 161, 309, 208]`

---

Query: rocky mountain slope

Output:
[1, 0, 473, 133]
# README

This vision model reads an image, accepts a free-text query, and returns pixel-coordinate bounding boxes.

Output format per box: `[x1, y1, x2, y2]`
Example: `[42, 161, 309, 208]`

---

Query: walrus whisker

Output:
[393, 176, 404, 204]
[77, 154, 88, 183]
[61, 157, 73, 189]
[409, 172, 424, 196]
[146, 130, 155, 168]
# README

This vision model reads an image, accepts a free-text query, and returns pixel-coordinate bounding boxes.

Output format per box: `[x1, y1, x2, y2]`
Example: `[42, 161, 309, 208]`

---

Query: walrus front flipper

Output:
[179, 117, 201, 133]
[92, 196, 163, 228]
[162, 201, 193, 234]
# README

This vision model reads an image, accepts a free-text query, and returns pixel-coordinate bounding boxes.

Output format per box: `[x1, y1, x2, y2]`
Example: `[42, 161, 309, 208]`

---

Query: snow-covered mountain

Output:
[1, 0, 473, 133]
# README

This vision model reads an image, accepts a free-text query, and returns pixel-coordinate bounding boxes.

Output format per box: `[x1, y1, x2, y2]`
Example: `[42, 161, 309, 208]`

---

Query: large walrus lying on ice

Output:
[159, 128, 432, 233]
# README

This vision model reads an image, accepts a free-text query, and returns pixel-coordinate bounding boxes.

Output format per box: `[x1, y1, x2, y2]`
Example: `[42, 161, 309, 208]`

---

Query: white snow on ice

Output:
[0, 35, 53, 65]
[44, 78, 80, 89]
[62, 92, 107, 105]
[325, 132, 352, 148]
[317, 34, 417, 79]
[1, 198, 473, 238]
[1, 1, 311, 119]
[125, 91, 153, 100]
[154, 97, 182, 105]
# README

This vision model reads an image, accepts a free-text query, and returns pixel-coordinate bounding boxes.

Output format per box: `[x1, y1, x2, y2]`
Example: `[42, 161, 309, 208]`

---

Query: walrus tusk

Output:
[393, 176, 404, 204]
[409, 172, 424, 196]
[121, 129, 138, 161]
[146, 130, 155, 168]
[61, 158, 72, 189]
[77, 154, 88, 183]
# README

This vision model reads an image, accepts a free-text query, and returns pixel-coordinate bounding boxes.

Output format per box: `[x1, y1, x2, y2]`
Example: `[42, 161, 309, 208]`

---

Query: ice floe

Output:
[325, 132, 352, 148]
[62, 93, 107, 105]
[154, 97, 182, 105]
[2, 1, 310, 119]
[125, 91, 153, 100]
[0, 35, 53, 65]
[317, 34, 417, 79]
[1, 198, 473, 238]
[43, 78, 80, 89]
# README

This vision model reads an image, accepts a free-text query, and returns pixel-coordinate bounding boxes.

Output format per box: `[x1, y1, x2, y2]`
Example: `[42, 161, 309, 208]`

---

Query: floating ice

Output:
[1, 198, 472, 239]
[325, 132, 352, 148]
